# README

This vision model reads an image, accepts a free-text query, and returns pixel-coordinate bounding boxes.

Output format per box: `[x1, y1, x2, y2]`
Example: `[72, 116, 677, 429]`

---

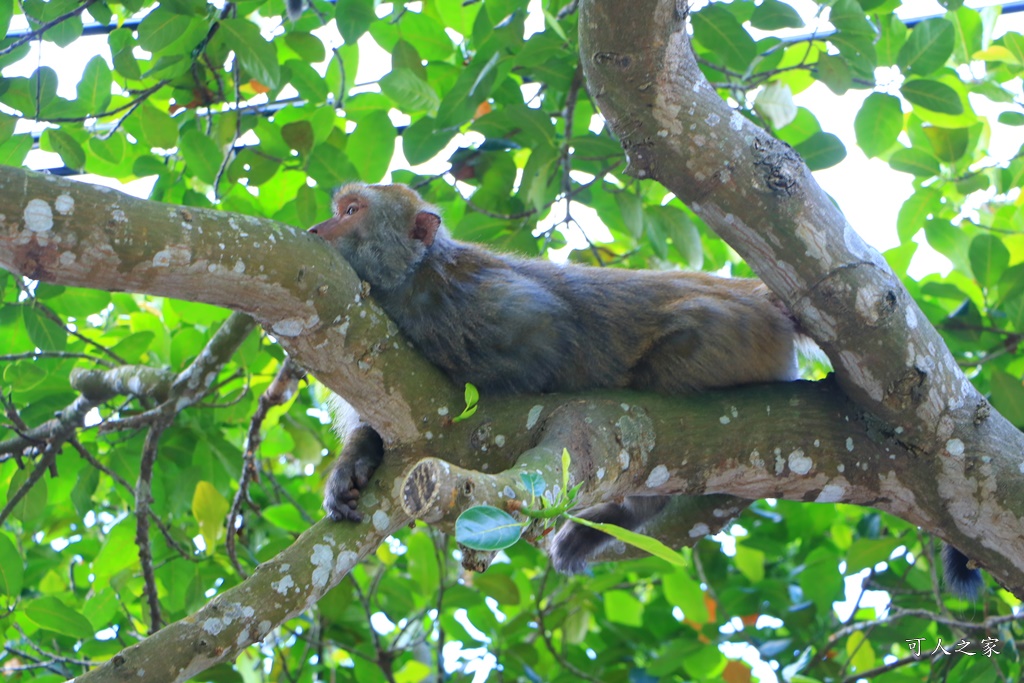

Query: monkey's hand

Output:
[323, 424, 384, 522]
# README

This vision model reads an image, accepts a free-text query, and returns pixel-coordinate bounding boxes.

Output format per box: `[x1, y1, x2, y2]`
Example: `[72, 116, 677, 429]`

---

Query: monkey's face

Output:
[308, 192, 368, 244]
[308, 184, 440, 291]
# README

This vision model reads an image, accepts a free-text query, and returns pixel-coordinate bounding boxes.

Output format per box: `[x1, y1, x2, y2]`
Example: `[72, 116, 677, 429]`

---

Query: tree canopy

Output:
[1, 0, 1024, 681]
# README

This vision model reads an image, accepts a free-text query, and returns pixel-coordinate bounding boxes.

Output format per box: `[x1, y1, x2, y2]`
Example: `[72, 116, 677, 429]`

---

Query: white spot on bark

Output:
[730, 110, 745, 131]
[233, 260, 245, 273]
[646, 465, 669, 488]
[596, 467, 605, 480]
[335, 551, 357, 574]
[271, 575, 294, 594]
[372, 510, 390, 531]
[846, 437, 854, 452]
[494, 435, 505, 447]
[437, 406, 449, 416]
[946, 439, 965, 456]
[618, 450, 631, 470]
[905, 306, 918, 329]
[689, 523, 710, 538]
[526, 405, 543, 430]
[59, 251, 75, 266]
[112, 209, 127, 223]
[788, 449, 812, 474]
[24, 199, 53, 232]
[816, 484, 845, 503]
[424, 431, 433, 440]
[311, 544, 334, 588]
[719, 415, 731, 424]
[796, 219, 831, 266]
[855, 288, 879, 324]
[54, 194, 74, 214]
[838, 464, 845, 473]
[272, 317, 316, 337]
[202, 618, 224, 635]
[749, 449, 764, 468]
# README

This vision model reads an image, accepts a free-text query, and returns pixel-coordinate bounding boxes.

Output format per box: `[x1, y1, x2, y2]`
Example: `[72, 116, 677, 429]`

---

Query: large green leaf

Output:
[854, 93, 903, 158]
[901, 78, 964, 115]
[897, 18, 955, 76]
[692, 4, 757, 72]
[216, 19, 281, 89]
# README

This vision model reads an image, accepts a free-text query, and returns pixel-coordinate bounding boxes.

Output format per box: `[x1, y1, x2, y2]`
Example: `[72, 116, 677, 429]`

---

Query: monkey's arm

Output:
[323, 424, 384, 522]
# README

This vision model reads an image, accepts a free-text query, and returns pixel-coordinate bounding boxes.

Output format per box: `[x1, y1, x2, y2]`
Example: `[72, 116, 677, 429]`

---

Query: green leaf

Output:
[285, 31, 326, 63]
[23, 596, 94, 639]
[663, 569, 709, 622]
[897, 188, 942, 240]
[0, 0, 12, 38]
[285, 59, 329, 103]
[0, 134, 33, 166]
[453, 383, 480, 423]
[380, 68, 441, 113]
[568, 514, 687, 567]
[137, 7, 194, 53]
[897, 18, 955, 77]
[734, 544, 766, 583]
[604, 590, 643, 627]
[44, 129, 86, 170]
[76, 56, 113, 114]
[3, 361, 46, 391]
[991, 371, 1024, 427]
[398, 11, 453, 60]
[998, 112, 1024, 126]
[889, 148, 941, 177]
[968, 233, 1009, 288]
[455, 506, 523, 550]
[691, 4, 757, 72]
[750, 0, 804, 30]
[88, 133, 128, 165]
[815, 53, 852, 95]
[922, 126, 969, 162]
[216, 19, 281, 89]
[472, 572, 520, 605]
[403, 116, 455, 165]
[23, 306, 66, 351]
[794, 132, 846, 170]
[854, 93, 903, 158]
[137, 103, 179, 149]
[262, 504, 309, 533]
[0, 113, 14, 145]
[335, 0, 376, 44]
[0, 533, 24, 598]
[180, 129, 224, 185]
[901, 79, 963, 115]
[109, 28, 142, 80]
[192, 481, 230, 553]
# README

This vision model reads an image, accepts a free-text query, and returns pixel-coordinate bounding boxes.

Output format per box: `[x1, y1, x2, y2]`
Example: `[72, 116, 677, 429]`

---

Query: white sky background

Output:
[6, 2, 1024, 681]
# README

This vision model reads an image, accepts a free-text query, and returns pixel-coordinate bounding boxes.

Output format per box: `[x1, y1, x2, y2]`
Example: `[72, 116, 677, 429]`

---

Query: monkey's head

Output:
[309, 183, 445, 291]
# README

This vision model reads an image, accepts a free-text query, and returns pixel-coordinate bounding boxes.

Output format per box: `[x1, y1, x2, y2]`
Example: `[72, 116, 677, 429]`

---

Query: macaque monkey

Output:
[307, 182, 979, 590]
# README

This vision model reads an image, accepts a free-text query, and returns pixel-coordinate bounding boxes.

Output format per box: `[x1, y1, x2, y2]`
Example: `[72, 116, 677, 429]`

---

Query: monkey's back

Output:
[377, 238, 797, 397]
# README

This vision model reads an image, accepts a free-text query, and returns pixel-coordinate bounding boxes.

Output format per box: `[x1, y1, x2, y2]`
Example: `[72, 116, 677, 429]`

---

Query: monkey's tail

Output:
[943, 544, 983, 597]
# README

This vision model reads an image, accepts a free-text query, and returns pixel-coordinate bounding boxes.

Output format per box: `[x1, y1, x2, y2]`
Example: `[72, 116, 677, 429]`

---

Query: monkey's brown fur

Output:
[310, 182, 797, 573]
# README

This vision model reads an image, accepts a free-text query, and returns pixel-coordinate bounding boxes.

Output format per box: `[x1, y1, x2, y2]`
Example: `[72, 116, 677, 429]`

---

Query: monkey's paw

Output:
[322, 457, 376, 522]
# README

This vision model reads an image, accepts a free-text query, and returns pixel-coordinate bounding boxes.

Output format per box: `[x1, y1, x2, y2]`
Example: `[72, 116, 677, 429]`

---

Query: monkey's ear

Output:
[411, 211, 441, 247]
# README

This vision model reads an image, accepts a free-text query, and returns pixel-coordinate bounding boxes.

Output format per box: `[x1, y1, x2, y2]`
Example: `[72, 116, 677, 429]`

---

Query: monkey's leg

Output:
[323, 424, 384, 522]
[549, 495, 671, 574]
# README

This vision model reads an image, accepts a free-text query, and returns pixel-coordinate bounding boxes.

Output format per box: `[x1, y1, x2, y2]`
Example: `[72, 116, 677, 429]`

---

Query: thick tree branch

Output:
[580, 0, 1024, 597]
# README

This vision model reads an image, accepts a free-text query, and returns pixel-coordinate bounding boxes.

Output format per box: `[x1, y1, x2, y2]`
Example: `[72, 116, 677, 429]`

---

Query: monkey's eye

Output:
[344, 203, 359, 216]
